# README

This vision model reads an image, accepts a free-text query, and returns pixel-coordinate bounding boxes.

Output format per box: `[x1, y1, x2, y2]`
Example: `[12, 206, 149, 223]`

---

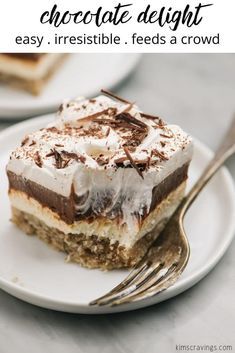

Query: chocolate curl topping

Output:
[115, 156, 150, 172]
[140, 113, 165, 127]
[46, 148, 86, 168]
[61, 150, 86, 164]
[106, 127, 111, 137]
[76, 107, 117, 124]
[101, 89, 131, 104]
[114, 156, 128, 164]
[46, 150, 56, 158]
[160, 132, 174, 139]
[123, 147, 144, 179]
[152, 149, 169, 161]
[96, 155, 109, 166]
[46, 149, 65, 169]
[53, 149, 64, 169]
[116, 112, 147, 130]
[34, 151, 43, 168]
[101, 90, 165, 128]
[101, 89, 165, 122]
[21, 136, 29, 147]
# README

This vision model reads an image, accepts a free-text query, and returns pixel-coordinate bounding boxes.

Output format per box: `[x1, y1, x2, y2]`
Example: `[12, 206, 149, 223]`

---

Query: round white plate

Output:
[0, 54, 141, 119]
[0, 116, 235, 314]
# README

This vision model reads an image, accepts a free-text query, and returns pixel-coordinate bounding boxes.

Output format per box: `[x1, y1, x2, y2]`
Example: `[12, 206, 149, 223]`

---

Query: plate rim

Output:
[0, 54, 142, 118]
[0, 115, 235, 314]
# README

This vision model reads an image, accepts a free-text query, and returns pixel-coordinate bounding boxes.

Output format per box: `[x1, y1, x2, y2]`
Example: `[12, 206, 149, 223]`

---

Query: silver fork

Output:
[90, 116, 235, 307]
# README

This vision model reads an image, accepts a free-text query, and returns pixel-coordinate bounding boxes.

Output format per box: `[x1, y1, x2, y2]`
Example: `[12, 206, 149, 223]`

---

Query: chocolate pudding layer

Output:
[8, 163, 189, 225]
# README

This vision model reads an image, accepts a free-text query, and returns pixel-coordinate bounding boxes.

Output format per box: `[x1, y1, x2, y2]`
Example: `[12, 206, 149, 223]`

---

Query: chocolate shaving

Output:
[93, 118, 118, 125]
[114, 156, 128, 164]
[152, 149, 169, 161]
[46, 148, 84, 168]
[61, 151, 78, 160]
[77, 107, 117, 124]
[46, 127, 59, 133]
[134, 159, 150, 165]
[29, 140, 36, 146]
[147, 156, 151, 169]
[45, 149, 63, 168]
[61, 150, 86, 164]
[46, 150, 56, 158]
[55, 143, 64, 147]
[34, 151, 42, 168]
[106, 127, 111, 137]
[94, 118, 143, 132]
[141, 113, 165, 127]
[116, 112, 147, 130]
[21, 136, 29, 147]
[101, 89, 131, 104]
[123, 147, 144, 179]
[96, 156, 109, 166]
[160, 132, 174, 139]
[140, 112, 159, 120]
[63, 159, 71, 168]
[115, 155, 150, 172]
[53, 149, 64, 169]
[120, 123, 144, 132]
[58, 104, 63, 113]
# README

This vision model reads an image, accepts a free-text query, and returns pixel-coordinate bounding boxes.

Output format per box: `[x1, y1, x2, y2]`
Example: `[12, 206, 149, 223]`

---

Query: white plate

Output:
[0, 54, 141, 119]
[0, 115, 235, 314]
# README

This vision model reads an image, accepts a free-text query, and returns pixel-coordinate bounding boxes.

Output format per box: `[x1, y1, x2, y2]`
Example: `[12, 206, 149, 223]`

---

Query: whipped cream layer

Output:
[0, 54, 63, 80]
[7, 94, 193, 232]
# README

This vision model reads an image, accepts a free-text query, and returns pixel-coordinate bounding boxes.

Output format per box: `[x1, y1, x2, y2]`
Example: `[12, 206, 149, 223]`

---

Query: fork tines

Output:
[90, 260, 179, 306]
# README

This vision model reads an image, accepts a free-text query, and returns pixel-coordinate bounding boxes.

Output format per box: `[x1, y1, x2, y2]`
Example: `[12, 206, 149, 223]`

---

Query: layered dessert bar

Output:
[6, 91, 193, 270]
[0, 53, 66, 95]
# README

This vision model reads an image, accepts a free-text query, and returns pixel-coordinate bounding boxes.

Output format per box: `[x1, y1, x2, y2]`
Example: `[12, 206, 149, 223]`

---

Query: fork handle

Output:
[181, 115, 235, 215]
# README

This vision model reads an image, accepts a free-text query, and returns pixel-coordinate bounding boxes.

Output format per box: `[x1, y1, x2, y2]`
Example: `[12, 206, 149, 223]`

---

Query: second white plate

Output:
[0, 115, 235, 314]
[0, 54, 141, 118]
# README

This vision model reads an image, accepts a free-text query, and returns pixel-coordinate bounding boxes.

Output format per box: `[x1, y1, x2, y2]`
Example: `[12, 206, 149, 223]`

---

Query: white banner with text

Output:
[0, 0, 234, 52]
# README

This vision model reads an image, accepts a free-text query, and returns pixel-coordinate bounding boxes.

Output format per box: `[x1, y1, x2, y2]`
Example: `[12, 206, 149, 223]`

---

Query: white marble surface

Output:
[0, 54, 234, 353]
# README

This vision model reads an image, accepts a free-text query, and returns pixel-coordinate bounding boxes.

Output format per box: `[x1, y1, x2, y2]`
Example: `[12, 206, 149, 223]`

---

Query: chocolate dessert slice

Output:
[0, 53, 67, 95]
[6, 92, 193, 269]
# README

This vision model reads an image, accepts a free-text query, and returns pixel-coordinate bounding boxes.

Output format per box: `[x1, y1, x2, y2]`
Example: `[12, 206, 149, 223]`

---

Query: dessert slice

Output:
[6, 91, 193, 270]
[0, 53, 67, 95]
